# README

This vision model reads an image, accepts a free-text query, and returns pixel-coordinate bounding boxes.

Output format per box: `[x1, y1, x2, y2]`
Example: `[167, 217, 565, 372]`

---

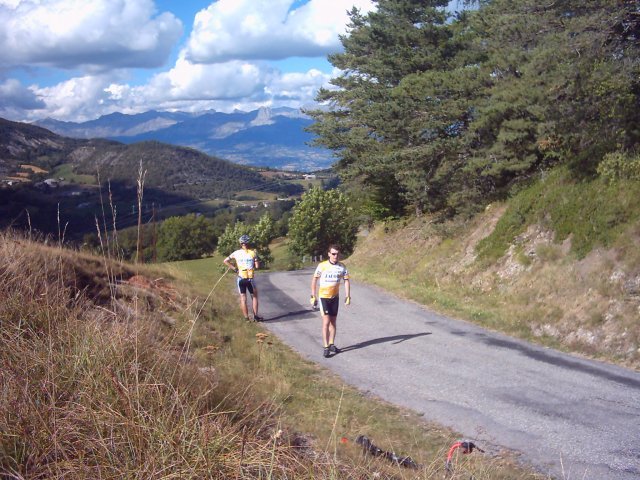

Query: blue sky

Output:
[0, 0, 376, 122]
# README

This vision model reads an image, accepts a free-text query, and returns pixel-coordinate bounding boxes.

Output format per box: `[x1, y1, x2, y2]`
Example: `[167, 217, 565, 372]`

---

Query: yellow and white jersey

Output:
[227, 248, 258, 279]
[314, 260, 349, 299]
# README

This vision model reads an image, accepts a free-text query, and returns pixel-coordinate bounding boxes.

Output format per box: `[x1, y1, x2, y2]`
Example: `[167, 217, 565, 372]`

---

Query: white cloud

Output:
[20, 55, 331, 121]
[0, 0, 182, 70]
[185, 0, 375, 63]
[267, 69, 331, 101]
[119, 57, 330, 111]
[142, 57, 271, 102]
[0, 78, 45, 109]
[0, 1, 369, 121]
[30, 74, 124, 121]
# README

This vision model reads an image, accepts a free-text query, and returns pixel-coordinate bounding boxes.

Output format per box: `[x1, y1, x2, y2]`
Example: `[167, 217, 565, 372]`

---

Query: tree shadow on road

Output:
[340, 332, 432, 353]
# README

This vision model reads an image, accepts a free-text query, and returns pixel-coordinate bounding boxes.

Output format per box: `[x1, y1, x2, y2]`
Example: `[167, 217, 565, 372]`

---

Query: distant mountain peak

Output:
[251, 107, 274, 126]
[29, 108, 332, 171]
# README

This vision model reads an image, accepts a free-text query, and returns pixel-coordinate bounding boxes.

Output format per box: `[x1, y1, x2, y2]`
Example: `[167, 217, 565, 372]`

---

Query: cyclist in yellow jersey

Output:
[223, 235, 263, 322]
[310, 244, 351, 358]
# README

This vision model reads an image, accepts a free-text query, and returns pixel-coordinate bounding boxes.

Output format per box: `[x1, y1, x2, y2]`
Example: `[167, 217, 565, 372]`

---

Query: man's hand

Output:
[345, 296, 351, 305]
[310, 295, 317, 308]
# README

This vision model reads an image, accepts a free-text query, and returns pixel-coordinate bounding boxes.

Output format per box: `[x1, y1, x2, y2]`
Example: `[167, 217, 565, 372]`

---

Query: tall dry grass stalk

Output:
[0, 232, 366, 479]
[136, 160, 147, 266]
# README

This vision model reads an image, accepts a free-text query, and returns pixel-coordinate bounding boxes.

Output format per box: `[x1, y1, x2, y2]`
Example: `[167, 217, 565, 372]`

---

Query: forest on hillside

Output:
[307, 0, 640, 219]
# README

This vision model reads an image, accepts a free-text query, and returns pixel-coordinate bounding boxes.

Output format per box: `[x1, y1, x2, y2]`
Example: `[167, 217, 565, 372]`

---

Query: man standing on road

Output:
[310, 245, 351, 358]
[223, 235, 264, 322]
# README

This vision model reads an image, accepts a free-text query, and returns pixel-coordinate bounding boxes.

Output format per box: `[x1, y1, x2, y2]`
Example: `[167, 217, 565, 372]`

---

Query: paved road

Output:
[257, 268, 640, 480]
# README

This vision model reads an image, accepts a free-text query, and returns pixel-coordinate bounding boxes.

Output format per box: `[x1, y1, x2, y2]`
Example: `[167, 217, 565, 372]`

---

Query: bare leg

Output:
[328, 316, 337, 345]
[322, 315, 337, 346]
[239, 293, 249, 318]
[251, 290, 259, 316]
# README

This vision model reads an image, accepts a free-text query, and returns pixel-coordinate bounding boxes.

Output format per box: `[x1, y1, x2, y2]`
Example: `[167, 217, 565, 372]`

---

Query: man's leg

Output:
[251, 289, 259, 317]
[328, 316, 337, 345]
[322, 314, 332, 347]
[239, 293, 249, 319]
[247, 281, 262, 321]
[322, 314, 332, 357]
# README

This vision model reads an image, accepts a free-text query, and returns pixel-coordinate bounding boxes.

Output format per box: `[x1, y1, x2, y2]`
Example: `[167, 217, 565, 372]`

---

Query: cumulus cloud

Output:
[0, 1, 371, 121]
[0, 78, 45, 109]
[266, 69, 332, 101]
[18, 55, 331, 121]
[108, 57, 331, 113]
[142, 57, 272, 102]
[185, 0, 374, 63]
[30, 74, 128, 121]
[0, 0, 182, 70]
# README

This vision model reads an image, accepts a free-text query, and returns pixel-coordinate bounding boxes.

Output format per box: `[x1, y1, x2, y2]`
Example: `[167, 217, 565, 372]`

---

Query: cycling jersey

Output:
[314, 260, 349, 299]
[226, 248, 258, 279]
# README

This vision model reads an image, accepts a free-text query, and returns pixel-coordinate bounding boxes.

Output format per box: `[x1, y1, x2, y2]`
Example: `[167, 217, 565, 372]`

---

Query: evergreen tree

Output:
[466, 0, 640, 182]
[308, 0, 640, 217]
[307, 1, 456, 216]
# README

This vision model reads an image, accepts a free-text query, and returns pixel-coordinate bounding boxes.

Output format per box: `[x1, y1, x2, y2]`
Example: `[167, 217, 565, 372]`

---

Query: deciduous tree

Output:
[157, 214, 216, 261]
[287, 187, 359, 257]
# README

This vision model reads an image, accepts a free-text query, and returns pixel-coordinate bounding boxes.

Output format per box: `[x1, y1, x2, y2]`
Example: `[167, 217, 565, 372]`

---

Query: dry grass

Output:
[0, 231, 353, 479]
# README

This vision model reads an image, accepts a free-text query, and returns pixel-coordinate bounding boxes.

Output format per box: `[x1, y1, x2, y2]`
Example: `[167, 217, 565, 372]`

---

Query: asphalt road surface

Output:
[256, 268, 640, 480]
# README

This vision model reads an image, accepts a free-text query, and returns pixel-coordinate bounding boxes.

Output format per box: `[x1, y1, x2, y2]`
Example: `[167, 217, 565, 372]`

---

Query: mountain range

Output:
[34, 107, 334, 171]
[0, 116, 299, 200]
[0, 116, 305, 238]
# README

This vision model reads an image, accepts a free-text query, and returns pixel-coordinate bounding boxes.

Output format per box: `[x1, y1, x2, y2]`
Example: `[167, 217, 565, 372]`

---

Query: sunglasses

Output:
[329, 251, 339, 256]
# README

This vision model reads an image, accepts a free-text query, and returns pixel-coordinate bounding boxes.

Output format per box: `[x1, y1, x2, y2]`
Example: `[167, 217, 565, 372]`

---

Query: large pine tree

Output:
[308, 0, 640, 218]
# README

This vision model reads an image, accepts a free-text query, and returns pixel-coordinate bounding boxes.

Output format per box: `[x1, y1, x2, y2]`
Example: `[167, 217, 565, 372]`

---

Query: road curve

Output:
[257, 268, 640, 480]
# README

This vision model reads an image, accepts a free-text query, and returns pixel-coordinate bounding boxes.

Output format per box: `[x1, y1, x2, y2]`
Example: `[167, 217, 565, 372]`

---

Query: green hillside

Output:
[0, 117, 270, 198]
[348, 165, 640, 371]
[0, 118, 299, 239]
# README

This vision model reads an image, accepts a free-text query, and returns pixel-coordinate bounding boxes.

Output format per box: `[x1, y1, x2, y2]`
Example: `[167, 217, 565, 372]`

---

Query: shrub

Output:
[287, 187, 359, 257]
[597, 151, 640, 184]
[157, 214, 216, 261]
[477, 166, 640, 261]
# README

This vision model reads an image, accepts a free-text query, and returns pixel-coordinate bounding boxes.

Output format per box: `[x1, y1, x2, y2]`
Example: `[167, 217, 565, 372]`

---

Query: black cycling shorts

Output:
[320, 296, 339, 316]
[237, 277, 256, 295]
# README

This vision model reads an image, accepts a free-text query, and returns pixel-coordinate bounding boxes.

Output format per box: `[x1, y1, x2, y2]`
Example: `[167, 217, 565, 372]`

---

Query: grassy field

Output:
[52, 162, 97, 184]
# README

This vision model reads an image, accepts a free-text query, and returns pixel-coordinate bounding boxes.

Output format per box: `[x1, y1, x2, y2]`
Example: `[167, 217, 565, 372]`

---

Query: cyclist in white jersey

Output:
[223, 235, 263, 322]
[310, 245, 351, 358]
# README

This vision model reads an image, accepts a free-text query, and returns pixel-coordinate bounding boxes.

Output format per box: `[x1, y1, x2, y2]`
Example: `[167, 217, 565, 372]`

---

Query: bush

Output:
[597, 151, 640, 184]
[287, 187, 359, 257]
[477, 166, 640, 261]
[157, 214, 216, 261]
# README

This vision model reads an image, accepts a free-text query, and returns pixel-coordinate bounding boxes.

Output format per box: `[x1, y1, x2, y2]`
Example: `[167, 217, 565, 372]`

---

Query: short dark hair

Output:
[328, 244, 340, 253]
